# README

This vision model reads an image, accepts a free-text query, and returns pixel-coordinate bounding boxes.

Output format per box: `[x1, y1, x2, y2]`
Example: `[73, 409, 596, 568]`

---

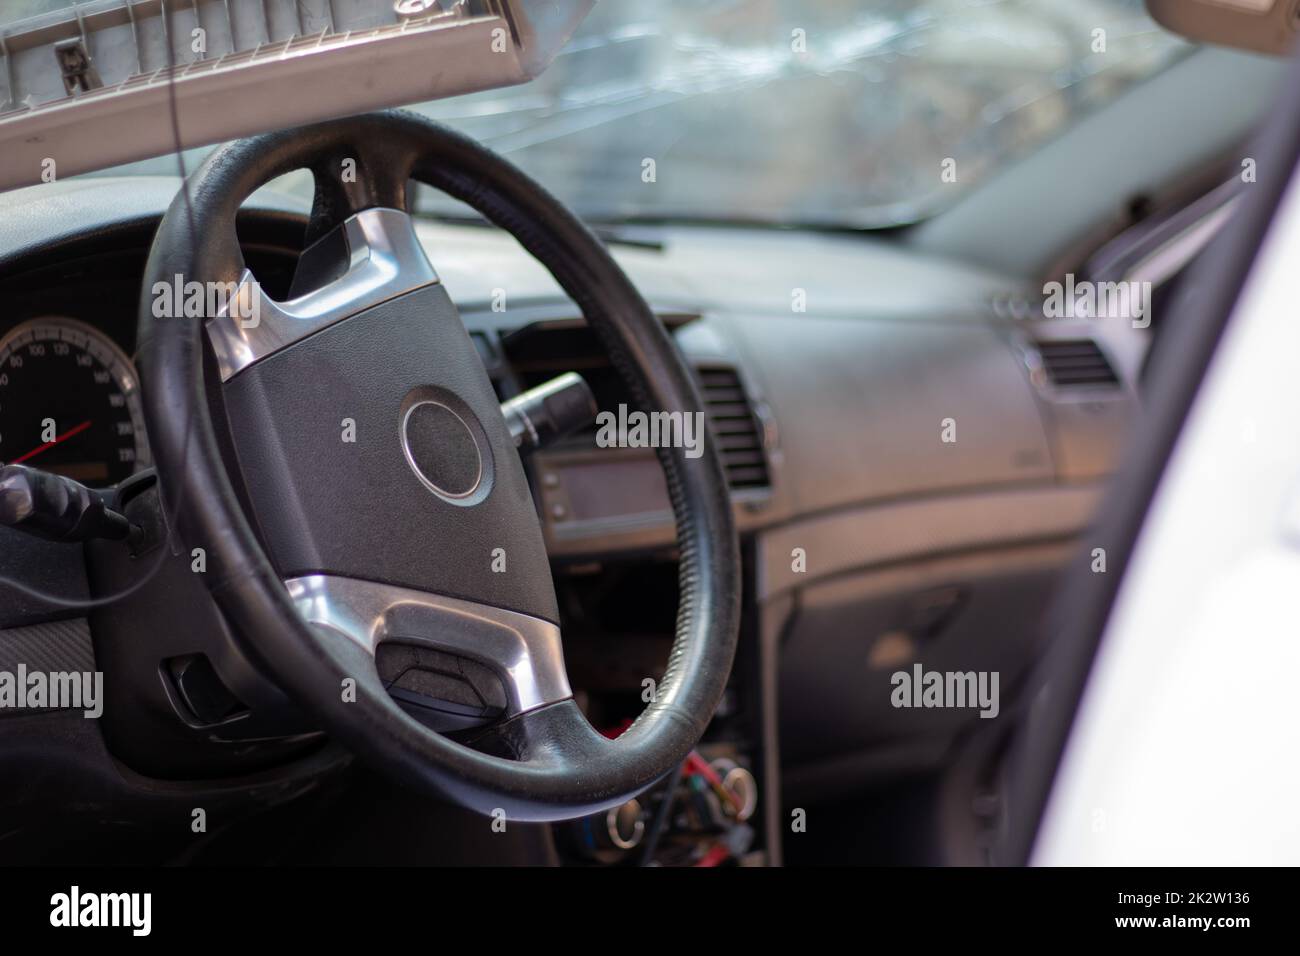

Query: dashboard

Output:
[0, 175, 1141, 865]
[0, 185, 302, 491]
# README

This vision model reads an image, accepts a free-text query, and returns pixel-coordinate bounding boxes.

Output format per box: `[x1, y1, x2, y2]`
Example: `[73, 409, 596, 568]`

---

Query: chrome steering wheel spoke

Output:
[285, 574, 571, 719]
[206, 208, 438, 382]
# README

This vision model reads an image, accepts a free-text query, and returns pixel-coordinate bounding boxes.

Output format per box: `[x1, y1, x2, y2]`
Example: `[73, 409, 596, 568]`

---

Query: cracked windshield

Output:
[30, 0, 1189, 226]
[410, 0, 1186, 227]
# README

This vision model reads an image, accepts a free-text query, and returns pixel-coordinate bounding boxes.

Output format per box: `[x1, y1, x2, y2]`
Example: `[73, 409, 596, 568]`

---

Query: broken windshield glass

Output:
[409, 0, 1186, 228]
[69, 0, 1187, 230]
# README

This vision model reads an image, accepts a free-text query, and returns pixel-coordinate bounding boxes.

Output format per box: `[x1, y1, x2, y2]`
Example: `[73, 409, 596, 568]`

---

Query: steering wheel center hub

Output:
[401, 397, 487, 504]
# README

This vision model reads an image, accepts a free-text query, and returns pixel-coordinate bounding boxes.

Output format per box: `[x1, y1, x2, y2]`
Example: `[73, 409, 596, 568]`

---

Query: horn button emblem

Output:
[400, 389, 494, 506]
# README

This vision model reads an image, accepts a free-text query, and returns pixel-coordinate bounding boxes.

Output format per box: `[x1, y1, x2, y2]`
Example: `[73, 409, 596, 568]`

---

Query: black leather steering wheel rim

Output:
[136, 110, 741, 821]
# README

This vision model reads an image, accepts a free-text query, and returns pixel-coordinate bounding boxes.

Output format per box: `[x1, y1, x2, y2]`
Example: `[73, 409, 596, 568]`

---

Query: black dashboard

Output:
[0, 176, 1137, 865]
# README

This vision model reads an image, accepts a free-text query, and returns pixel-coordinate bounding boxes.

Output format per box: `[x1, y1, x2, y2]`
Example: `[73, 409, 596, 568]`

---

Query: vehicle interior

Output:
[0, 0, 1287, 866]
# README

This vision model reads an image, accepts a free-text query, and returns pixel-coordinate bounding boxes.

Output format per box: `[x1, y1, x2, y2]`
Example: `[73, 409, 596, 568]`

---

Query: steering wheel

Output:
[135, 111, 740, 821]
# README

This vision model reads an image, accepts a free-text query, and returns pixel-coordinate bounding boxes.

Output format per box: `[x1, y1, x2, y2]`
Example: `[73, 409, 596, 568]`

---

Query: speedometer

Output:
[0, 318, 149, 487]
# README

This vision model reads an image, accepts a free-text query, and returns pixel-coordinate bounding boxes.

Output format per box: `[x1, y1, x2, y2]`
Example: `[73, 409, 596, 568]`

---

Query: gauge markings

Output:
[0, 318, 149, 487]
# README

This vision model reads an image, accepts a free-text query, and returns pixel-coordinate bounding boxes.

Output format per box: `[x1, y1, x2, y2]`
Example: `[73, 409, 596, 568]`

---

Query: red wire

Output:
[600, 725, 744, 817]
[684, 752, 744, 813]
[695, 843, 730, 867]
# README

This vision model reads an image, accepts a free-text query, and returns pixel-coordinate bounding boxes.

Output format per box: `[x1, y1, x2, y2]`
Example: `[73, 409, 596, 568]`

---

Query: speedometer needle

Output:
[9, 419, 93, 464]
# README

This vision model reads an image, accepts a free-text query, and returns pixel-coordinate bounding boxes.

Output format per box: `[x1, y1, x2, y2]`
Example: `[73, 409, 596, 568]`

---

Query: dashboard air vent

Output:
[1036, 339, 1119, 388]
[695, 365, 770, 490]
